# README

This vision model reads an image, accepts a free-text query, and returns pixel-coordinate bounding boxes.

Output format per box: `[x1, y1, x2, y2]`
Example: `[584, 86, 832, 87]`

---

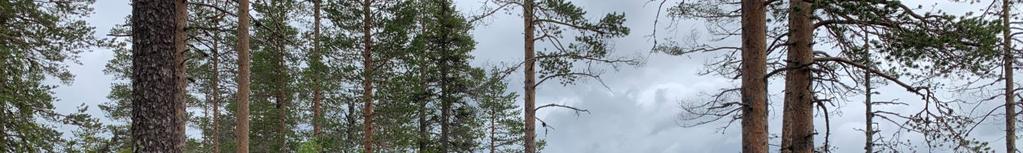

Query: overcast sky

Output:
[48, 0, 1022, 152]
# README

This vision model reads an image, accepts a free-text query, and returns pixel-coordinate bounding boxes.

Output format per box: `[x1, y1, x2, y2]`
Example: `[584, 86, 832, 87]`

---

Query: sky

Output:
[47, 0, 1022, 152]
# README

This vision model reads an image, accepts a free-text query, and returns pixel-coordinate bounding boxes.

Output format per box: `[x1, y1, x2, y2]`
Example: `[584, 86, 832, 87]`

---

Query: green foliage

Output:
[533, 0, 636, 86]
[1, 0, 103, 152]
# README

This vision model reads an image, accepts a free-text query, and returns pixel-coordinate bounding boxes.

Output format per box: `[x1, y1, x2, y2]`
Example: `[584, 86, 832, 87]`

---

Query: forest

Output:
[3, 0, 1023, 152]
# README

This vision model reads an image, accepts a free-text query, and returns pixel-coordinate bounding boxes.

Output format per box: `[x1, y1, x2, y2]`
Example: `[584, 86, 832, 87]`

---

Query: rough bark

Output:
[522, 0, 538, 152]
[1004, 0, 1017, 152]
[362, 0, 376, 152]
[740, 0, 768, 152]
[312, 0, 323, 138]
[234, 0, 252, 151]
[781, 0, 814, 152]
[130, 0, 186, 151]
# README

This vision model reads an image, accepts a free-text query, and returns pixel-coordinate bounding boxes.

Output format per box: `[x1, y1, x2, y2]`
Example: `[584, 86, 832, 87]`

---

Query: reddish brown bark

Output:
[174, 0, 188, 150]
[740, 0, 768, 152]
[522, 0, 537, 152]
[362, 0, 376, 152]
[234, 0, 252, 151]
[781, 0, 814, 152]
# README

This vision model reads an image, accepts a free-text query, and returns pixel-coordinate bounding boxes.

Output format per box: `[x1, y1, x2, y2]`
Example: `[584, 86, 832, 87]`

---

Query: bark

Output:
[272, 4, 292, 150]
[489, 108, 497, 153]
[864, 70, 873, 153]
[1004, 0, 1017, 152]
[361, 0, 376, 152]
[418, 61, 429, 153]
[130, 0, 186, 151]
[276, 46, 289, 152]
[175, 0, 189, 150]
[522, 0, 538, 152]
[234, 0, 252, 151]
[781, 0, 814, 152]
[211, 27, 222, 153]
[312, 0, 323, 138]
[740, 0, 768, 152]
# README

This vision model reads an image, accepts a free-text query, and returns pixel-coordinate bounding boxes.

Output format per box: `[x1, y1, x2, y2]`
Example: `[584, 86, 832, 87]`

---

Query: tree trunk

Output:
[522, 0, 538, 152]
[418, 61, 429, 153]
[174, 0, 189, 150]
[130, 0, 186, 151]
[312, 0, 323, 138]
[211, 27, 222, 153]
[740, 0, 768, 152]
[272, 5, 291, 150]
[523, 0, 540, 151]
[234, 0, 252, 151]
[864, 69, 874, 153]
[781, 0, 814, 152]
[1004, 0, 1017, 152]
[489, 108, 497, 153]
[362, 0, 375, 152]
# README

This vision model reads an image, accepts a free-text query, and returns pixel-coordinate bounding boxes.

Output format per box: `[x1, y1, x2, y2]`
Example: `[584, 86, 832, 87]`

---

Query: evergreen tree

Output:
[0, 0, 101, 151]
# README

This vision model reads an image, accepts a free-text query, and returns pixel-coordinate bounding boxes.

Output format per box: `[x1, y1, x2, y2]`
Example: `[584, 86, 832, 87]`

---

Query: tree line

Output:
[2, 0, 1022, 153]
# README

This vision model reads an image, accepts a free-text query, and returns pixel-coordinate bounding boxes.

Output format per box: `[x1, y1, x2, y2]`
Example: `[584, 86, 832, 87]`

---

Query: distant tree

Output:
[480, 0, 635, 152]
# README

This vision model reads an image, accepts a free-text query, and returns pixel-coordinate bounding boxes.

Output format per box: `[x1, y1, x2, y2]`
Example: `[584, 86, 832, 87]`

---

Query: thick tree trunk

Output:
[312, 0, 323, 138]
[1004, 0, 1017, 152]
[362, 0, 375, 152]
[211, 28, 222, 153]
[130, 0, 186, 151]
[740, 0, 768, 152]
[234, 0, 252, 151]
[781, 0, 814, 152]
[522, 0, 538, 152]
[174, 0, 189, 150]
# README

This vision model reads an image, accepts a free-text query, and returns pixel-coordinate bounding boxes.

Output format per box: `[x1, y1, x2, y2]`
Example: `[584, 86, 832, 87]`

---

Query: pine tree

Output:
[130, 0, 187, 151]
[235, 0, 253, 151]
[0, 0, 101, 151]
[739, 0, 768, 152]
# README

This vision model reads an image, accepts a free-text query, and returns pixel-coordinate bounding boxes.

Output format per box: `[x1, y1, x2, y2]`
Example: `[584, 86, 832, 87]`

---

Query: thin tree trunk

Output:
[130, 0, 186, 151]
[781, 0, 814, 152]
[312, 0, 323, 138]
[211, 26, 222, 153]
[864, 68, 873, 153]
[362, 0, 375, 152]
[174, 0, 189, 150]
[348, 97, 357, 149]
[418, 61, 429, 153]
[740, 0, 768, 152]
[234, 0, 252, 151]
[273, 6, 291, 150]
[489, 108, 497, 153]
[522, 0, 537, 152]
[1004, 0, 1017, 152]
